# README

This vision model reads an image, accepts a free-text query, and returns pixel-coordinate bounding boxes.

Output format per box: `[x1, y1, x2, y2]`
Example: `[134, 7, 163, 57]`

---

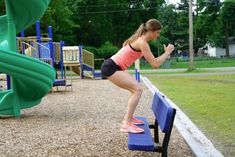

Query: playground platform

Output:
[0, 79, 194, 157]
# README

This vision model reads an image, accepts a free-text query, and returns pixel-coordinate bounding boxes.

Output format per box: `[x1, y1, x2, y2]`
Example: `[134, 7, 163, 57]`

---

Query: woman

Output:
[101, 19, 175, 133]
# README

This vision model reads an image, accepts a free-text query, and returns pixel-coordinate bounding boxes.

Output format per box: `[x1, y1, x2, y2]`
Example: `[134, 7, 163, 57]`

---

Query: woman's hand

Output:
[164, 44, 175, 54]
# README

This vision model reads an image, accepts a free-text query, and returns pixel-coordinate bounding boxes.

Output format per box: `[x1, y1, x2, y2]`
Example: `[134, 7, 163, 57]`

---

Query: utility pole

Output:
[189, 0, 194, 70]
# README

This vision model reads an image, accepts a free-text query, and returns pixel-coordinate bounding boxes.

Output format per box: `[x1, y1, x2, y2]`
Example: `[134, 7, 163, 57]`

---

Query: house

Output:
[201, 37, 235, 58]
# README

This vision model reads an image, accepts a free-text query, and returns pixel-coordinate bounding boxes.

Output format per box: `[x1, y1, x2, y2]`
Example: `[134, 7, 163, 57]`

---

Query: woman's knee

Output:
[134, 85, 143, 94]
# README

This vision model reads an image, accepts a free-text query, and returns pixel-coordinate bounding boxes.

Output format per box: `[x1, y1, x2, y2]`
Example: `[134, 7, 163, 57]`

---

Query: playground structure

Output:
[16, 21, 101, 91]
[0, 0, 55, 116]
[62, 46, 96, 80]
[17, 27, 69, 91]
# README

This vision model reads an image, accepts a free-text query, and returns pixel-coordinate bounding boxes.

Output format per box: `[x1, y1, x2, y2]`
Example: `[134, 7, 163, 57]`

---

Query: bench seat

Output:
[128, 116, 154, 151]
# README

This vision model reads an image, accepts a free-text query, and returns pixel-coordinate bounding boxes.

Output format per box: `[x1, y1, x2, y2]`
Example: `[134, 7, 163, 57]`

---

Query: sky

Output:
[167, 0, 224, 5]
[167, 0, 182, 5]
[166, 0, 195, 9]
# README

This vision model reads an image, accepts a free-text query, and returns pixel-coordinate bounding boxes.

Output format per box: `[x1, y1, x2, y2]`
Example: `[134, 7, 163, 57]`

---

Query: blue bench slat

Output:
[94, 72, 101, 78]
[128, 117, 154, 151]
[53, 79, 66, 86]
[152, 92, 175, 133]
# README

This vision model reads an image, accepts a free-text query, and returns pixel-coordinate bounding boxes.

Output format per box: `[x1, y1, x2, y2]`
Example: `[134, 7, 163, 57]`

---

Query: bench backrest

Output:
[151, 92, 176, 133]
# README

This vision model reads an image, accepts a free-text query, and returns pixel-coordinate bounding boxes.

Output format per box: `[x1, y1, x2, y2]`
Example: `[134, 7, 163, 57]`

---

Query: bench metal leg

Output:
[162, 151, 167, 157]
[154, 120, 159, 143]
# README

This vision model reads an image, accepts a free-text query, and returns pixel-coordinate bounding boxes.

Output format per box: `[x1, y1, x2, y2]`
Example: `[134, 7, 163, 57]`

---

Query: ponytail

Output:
[123, 19, 162, 46]
[123, 23, 147, 46]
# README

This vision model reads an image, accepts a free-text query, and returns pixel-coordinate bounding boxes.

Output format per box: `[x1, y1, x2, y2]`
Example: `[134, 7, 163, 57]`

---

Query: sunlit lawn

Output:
[147, 74, 235, 156]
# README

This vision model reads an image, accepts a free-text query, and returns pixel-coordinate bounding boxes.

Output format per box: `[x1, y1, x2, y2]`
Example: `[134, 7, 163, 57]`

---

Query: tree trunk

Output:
[225, 21, 230, 57]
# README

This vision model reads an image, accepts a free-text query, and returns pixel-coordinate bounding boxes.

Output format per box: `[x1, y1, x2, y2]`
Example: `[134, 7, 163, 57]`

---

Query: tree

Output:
[71, 0, 165, 47]
[174, 2, 190, 52]
[19, 0, 74, 44]
[201, 0, 235, 57]
[194, 0, 221, 48]
[70, 0, 115, 46]
[158, 4, 178, 56]
[218, 0, 235, 57]
[41, 0, 74, 44]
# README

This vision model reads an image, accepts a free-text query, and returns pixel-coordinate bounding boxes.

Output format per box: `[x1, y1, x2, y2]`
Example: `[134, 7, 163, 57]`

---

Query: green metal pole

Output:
[5, 0, 16, 51]
[5, 0, 20, 116]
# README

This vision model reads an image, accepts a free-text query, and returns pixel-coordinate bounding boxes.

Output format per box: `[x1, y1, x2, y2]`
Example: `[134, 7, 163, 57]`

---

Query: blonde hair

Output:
[123, 19, 162, 46]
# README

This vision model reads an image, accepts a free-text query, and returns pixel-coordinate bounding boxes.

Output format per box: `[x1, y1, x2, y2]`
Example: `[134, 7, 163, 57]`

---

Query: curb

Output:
[141, 75, 224, 157]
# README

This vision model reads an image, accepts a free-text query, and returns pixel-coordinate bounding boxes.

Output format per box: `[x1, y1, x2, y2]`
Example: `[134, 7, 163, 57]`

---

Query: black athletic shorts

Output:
[101, 58, 122, 78]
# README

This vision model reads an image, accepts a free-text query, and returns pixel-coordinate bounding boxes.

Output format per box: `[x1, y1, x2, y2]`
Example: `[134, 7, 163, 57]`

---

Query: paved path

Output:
[130, 67, 235, 77]
[142, 71, 235, 77]
[139, 67, 235, 73]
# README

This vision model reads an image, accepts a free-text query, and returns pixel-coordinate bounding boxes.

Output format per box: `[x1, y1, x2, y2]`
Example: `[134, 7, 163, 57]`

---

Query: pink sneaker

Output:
[120, 123, 144, 133]
[131, 117, 144, 125]
[122, 117, 144, 125]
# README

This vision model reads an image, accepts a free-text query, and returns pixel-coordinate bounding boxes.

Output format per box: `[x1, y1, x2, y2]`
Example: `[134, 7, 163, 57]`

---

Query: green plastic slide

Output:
[0, 0, 56, 116]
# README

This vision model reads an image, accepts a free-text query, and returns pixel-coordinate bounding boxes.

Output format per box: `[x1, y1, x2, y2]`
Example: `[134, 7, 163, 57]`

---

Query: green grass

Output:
[148, 74, 235, 156]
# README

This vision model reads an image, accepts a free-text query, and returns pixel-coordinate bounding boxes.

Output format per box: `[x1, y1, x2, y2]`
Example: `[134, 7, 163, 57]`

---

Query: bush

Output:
[84, 42, 120, 69]
[97, 41, 119, 59]
[84, 46, 99, 58]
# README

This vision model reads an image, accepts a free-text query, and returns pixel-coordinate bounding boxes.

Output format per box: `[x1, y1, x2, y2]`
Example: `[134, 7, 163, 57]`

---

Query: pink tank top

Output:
[111, 44, 143, 70]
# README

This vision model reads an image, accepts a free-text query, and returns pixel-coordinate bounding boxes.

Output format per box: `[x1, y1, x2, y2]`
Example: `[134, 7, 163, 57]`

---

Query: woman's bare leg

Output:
[108, 71, 143, 124]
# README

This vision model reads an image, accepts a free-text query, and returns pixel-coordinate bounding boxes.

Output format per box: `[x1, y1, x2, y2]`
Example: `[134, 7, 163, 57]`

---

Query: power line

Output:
[76, 2, 157, 8]
[76, 3, 129, 8]
[77, 7, 157, 15]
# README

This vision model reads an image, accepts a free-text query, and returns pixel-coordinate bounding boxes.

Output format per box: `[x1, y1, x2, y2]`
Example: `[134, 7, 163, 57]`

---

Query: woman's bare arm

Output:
[139, 41, 175, 68]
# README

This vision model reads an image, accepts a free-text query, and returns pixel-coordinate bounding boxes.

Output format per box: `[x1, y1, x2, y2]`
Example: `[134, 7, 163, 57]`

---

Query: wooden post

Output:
[189, 0, 194, 70]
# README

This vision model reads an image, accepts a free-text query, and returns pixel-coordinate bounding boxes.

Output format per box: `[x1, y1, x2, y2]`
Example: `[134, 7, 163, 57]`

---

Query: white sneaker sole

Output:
[122, 121, 144, 125]
[120, 128, 144, 134]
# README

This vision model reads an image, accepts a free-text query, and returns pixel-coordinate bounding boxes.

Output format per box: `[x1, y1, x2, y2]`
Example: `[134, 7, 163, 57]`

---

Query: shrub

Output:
[84, 46, 99, 58]
[97, 41, 119, 59]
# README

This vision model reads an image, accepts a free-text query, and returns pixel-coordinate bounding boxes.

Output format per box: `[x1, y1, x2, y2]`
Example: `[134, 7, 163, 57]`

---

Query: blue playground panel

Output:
[94, 71, 102, 78]
[40, 43, 51, 58]
[53, 79, 66, 86]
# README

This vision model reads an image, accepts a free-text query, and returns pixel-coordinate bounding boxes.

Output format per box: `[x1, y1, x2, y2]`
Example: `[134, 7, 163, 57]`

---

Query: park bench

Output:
[128, 92, 176, 157]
